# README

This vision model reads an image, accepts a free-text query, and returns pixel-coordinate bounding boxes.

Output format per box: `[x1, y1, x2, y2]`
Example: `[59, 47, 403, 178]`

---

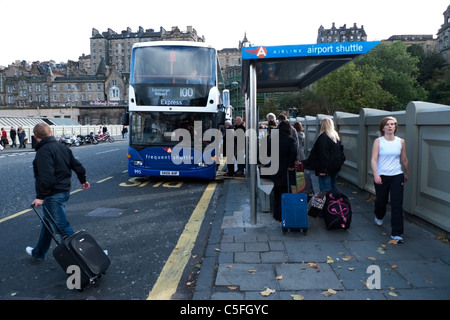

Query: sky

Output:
[0, 0, 448, 67]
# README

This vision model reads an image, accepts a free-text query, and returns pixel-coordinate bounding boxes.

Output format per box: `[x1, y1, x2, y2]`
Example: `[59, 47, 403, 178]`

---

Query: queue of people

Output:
[261, 113, 409, 243]
[0, 125, 27, 150]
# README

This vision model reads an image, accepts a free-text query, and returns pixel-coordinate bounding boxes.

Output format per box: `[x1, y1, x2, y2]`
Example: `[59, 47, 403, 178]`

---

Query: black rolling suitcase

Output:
[281, 170, 309, 235]
[31, 205, 110, 291]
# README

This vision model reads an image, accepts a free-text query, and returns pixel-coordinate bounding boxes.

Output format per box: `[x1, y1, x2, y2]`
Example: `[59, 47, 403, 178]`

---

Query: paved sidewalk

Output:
[194, 176, 450, 300]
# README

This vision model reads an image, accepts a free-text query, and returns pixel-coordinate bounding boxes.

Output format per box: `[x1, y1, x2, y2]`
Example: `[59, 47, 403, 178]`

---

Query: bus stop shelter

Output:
[240, 41, 381, 224]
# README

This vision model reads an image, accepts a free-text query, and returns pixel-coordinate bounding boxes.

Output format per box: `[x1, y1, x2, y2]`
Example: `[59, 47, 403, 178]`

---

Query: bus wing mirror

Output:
[222, 89, 230, 108]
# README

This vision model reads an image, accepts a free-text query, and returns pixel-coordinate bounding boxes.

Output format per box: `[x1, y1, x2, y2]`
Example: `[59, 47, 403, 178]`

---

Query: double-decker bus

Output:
[124, 41, 229, 180]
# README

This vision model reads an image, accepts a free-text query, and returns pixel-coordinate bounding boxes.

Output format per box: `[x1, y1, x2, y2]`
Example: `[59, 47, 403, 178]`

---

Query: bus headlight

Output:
[133, 160, 144, 166]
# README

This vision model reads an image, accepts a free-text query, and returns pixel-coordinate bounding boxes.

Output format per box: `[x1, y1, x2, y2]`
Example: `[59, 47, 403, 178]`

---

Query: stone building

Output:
[90, 26, 204, 74]
[218, 34, 250, 82]
[383, 34, 436, 53]
[0, 26, 204, 125]
[436, 5, 450, 64]
[317, 23, 367, 43]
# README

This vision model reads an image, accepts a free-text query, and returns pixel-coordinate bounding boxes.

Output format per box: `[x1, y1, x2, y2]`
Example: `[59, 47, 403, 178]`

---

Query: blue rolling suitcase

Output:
[281, 170, 309, 235]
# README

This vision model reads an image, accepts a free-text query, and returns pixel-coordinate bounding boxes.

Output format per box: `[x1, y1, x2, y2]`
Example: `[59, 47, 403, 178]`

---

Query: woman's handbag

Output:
[307, 191, 327, 217]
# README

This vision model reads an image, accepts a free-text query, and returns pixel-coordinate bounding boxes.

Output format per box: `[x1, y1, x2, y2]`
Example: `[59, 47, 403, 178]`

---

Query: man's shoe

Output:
[26, 246, 33, 256]
[225, 172, 235, 176]
[235, 170, 244, 176]
[26, 246, 44, 260]
[374, 217, 383, 226]
[391, 235, 404, 243]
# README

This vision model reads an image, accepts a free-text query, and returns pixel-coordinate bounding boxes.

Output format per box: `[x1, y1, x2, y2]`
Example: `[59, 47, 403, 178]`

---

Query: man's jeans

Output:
[32, 192, 74, 259]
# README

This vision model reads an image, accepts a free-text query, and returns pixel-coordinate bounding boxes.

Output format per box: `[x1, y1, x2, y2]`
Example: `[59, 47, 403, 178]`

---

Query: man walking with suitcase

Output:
[26, 123, 90, 260]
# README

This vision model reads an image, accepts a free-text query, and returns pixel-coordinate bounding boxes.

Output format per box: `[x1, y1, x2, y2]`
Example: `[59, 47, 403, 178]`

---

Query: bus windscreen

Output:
[131, 46, 216, 107]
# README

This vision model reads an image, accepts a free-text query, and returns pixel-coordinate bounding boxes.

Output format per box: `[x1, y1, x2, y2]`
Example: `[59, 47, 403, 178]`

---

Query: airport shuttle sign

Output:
[242, 41, 381, 60]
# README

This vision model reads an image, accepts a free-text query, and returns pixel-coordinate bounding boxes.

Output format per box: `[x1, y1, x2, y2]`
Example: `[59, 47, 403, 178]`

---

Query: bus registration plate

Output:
[160, 171, 179, 176]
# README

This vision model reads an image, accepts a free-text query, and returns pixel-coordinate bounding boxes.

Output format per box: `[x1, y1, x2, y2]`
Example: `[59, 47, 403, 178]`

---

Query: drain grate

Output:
[86, 207, 123, 217]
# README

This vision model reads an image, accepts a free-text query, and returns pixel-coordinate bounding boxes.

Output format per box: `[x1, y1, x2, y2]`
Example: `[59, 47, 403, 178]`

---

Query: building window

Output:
[110, 87, 120, 100]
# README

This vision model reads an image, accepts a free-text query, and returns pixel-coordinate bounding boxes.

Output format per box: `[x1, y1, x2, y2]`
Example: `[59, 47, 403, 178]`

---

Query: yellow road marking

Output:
[71, 189, 83, 195]
[0, 209, 31, 224]
[97, 177, 113, 183]
[147, 181, 217, 300]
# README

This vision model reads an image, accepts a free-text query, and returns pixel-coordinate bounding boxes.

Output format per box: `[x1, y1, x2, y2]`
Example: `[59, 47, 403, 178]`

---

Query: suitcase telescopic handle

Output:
[30, 204, 62, 245]
[287, 168, 298, 194]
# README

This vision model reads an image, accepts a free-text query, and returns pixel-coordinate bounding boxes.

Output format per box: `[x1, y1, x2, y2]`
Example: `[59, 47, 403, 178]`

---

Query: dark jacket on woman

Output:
[269, 122, 298, 187]
[304, 133, 345, 176]
[33, 136, 87, 200]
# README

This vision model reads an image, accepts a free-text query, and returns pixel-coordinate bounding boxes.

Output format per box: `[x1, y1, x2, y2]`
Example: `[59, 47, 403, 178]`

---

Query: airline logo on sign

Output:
[244, 46, 267, 58]
[242, 41, 381, 60]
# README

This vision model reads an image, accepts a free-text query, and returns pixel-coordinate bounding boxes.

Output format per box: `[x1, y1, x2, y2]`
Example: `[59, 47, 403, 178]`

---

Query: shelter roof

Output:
[241, 41, 380, 93]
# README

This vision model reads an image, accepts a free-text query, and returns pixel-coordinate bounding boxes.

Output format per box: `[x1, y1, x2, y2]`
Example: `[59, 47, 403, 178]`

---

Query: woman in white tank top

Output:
[370, 116, 410, 243]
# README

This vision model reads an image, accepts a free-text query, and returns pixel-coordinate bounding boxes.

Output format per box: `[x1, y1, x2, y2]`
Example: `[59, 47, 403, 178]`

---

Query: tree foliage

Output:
[354, 41, 427, 110]
[313, 63, 391, 113]
[258, 41, 448, 118]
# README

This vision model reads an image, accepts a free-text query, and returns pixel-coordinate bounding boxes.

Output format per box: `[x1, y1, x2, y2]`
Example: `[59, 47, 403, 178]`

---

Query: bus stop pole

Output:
[249, 63, 258, 225]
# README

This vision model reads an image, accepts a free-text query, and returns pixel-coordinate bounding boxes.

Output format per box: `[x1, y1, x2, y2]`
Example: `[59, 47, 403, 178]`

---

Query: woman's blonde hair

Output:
[319, 118, 340, 143]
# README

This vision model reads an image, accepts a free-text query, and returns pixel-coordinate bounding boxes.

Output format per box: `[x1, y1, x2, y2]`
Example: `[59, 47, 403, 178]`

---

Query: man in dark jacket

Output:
[26, 123, 90, 260]
[269, 121, 297, 221]
[233, 116, 246, 176]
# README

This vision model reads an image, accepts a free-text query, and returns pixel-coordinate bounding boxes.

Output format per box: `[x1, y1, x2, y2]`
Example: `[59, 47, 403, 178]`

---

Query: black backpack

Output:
[322, 191, 352, 230]
[328, 140, 346, 173]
